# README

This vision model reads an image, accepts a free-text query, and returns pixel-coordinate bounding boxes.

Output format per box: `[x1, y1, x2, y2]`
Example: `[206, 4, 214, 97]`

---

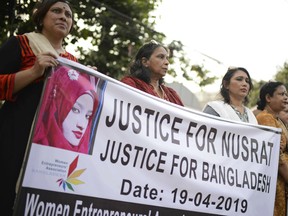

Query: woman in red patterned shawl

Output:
[121, 40, 184, 106]
[33, 66, 98, 154]
[0, 1, 78, 214]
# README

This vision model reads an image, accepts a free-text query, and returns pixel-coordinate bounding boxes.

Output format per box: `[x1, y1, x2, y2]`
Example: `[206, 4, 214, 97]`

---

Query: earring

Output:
[52, 85, 57, 98]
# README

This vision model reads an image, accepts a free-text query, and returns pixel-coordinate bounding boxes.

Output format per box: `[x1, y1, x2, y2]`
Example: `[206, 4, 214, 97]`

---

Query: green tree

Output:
[275, 62, 288, 89]
[0, 0, 216, 86]
[248, 80, 266, 108]
[248, 62, 288, 108]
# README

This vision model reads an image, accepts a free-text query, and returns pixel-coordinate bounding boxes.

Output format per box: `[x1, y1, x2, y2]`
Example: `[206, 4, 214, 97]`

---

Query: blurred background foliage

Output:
[0, 0, 288, 109]
[0, 0, 216, 84]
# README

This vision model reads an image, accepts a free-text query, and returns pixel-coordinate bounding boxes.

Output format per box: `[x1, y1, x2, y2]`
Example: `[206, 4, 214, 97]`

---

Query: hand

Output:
[31, 52, 59, 78]
[13, 52, 59, 94]
[87, 65, 98, 71]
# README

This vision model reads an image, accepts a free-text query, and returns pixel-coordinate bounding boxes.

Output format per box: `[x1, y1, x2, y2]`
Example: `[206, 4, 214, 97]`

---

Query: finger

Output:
[50, 59, 59, 66]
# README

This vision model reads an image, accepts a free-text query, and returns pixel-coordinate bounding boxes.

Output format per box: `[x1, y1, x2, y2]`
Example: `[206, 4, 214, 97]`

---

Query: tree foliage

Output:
[248, 62, 288, 108]
[275, 62, 288, 89]
[247, 80, 266, 108]
[1, 0, 216, 87]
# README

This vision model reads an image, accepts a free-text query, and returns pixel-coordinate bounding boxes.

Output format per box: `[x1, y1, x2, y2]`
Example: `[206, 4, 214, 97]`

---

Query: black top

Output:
[0, 36, 44, 215]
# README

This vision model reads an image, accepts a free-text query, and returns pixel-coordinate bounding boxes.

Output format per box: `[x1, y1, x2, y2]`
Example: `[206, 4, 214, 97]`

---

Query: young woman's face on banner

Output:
[62, 93, 94, 146]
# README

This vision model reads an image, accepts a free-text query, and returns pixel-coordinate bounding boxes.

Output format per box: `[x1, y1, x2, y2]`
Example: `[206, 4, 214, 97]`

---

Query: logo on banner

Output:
[56, 155, 86, 191]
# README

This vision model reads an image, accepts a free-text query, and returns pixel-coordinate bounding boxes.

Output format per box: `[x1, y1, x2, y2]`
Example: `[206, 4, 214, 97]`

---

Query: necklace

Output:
[158, 85, 165, 99]
[152, 85, 166, 99]
[230, 105, 249, 122]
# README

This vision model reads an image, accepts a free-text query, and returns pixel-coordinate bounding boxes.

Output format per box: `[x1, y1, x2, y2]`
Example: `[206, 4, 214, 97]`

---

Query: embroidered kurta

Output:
[257, 110, 288, 216]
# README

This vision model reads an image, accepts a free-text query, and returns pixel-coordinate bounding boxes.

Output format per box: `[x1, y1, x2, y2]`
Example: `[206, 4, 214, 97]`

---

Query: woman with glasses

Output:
[256, 81, 288, 216]
[121, 41, 184, 106]
[202, 67, 258, 124]
[0, 1, 78, 214]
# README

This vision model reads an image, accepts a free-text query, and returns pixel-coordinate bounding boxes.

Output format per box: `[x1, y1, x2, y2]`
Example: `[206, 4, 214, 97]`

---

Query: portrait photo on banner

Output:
[32, 64, 102, 155]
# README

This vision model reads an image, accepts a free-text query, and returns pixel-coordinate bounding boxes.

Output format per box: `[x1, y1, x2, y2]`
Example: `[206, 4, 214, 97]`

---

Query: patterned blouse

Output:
[257, 109, 288, 216]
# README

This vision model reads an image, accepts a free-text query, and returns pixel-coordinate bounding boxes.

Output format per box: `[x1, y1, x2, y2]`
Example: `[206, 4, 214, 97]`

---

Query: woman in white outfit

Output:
[202, 66, 258, 124]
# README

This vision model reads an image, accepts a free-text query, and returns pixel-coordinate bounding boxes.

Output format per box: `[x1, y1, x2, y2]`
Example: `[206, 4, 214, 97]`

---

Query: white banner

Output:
[14, 58, 281, 216]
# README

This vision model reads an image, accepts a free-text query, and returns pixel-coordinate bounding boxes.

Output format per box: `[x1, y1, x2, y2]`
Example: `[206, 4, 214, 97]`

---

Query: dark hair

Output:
[129, 40, 168, 84]
[256, 81, 284, 110]
[220, 67, 253, 105]
[31, 0, 74, 33]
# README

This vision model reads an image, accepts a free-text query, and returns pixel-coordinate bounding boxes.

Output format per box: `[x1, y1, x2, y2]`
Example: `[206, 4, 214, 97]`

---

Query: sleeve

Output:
[0, 36, 22, 100]
[202, 104, 220, 117]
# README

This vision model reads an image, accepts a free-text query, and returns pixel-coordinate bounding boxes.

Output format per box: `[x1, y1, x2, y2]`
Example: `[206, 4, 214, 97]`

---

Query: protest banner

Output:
[13, 58, 281, 216]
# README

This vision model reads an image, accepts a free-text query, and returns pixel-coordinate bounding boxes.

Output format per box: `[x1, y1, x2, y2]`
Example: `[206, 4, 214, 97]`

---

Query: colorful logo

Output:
[57, 155, 86, 191]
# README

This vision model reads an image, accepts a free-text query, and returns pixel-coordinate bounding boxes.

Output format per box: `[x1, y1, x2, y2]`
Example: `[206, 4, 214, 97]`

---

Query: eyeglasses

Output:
[277, 92, 288, 97]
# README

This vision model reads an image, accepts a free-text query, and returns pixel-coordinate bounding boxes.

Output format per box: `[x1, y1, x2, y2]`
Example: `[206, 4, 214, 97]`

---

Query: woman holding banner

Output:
[256, 81, 288, 216]
[33, 66, 98, 154]
[0, 1, 77, 214]
[121, 40, 184, 106]
[202, 66, 258, 124]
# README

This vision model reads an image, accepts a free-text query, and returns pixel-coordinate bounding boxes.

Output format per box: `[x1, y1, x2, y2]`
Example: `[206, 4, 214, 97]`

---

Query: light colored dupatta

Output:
[24, 32, 59, 56]
[206, 100, 258, 124]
